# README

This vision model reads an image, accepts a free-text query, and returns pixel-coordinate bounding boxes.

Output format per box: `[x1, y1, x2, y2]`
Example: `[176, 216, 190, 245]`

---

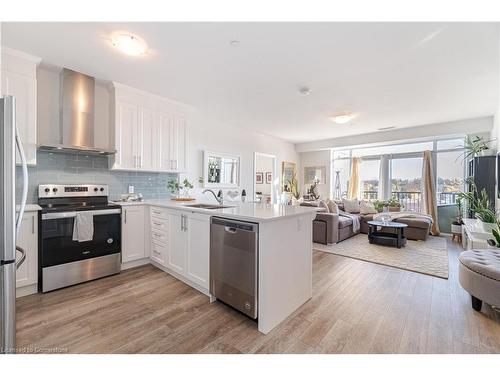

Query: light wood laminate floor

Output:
[16, 237, 500, 354]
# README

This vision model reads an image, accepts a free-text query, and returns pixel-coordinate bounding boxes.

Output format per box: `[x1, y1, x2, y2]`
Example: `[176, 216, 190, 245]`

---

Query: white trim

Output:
[16, 284, 38, 298]
[254, 152, 278, 204]
[120, 257, 150, 270]
[1, 47, 42, 65]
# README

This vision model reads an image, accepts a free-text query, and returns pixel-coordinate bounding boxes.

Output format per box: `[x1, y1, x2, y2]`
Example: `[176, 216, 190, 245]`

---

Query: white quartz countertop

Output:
[16, 204, 42, 212]
[114, 199, 318, 222]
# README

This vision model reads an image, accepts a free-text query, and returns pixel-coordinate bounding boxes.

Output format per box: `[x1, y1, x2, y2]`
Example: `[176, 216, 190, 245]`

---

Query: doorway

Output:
[253, 152, 277, 204]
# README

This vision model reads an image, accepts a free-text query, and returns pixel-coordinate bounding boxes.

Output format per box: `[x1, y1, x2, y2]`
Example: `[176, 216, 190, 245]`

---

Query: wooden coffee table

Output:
[367, 220, 408, 248]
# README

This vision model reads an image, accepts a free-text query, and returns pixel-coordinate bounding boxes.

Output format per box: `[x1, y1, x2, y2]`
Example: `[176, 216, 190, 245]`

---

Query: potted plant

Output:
[167, 179, 181, 197]
[451, 195, 464, 235]
[458, 178, 496, 231]
[459, 135, 495, 163]
[286, 171, 301, 205]
[487, 219, 500, 248]
[373, 198, 402, 213]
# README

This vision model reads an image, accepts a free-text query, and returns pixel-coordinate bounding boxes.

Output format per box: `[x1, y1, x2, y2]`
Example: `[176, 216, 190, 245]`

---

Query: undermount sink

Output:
[185, 203, 234, 209]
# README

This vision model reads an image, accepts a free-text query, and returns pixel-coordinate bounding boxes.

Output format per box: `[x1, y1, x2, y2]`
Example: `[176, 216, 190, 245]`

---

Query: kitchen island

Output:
[117, 199, 317, 334]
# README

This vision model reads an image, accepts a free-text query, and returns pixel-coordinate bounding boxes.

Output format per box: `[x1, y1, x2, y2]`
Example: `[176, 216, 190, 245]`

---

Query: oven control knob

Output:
[44, 188, 50, 193]
[52, 188, 58, 193]
[100, 187, 105, 192]
[244, 302, 252, 310]
[94, 187, 98, 192]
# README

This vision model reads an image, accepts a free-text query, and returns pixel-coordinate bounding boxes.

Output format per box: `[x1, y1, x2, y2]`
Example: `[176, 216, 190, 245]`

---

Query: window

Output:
[352, 141, 433, 158]
[332, 158, 350, 199]
[436, 150, 464, 205]
[359, 159, 380, 200]
[391, 157, 423, 211]
[437, 138, 465, 151]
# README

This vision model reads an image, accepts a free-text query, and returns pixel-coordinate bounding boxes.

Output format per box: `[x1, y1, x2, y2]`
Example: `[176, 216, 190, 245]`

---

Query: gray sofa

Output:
[302, 201, 432, 244]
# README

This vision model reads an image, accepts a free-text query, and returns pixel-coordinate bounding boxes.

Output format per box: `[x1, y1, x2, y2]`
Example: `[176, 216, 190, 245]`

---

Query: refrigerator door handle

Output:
[15, 246, 26, 269]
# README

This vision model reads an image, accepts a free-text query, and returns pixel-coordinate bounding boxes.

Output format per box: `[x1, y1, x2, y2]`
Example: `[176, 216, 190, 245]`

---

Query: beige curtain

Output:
[348, 157, 361, 199]
[422, 150, 440, 235]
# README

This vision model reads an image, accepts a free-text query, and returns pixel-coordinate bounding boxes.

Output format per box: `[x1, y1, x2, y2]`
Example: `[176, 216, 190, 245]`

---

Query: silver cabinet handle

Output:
[180, 215, 184, 231]
[32, 215, 35, 234]
[183, 215, 188, 232]
[124, 209, 127, 224]
[139, 155, 142, 168]
[16, 246, 26, 269]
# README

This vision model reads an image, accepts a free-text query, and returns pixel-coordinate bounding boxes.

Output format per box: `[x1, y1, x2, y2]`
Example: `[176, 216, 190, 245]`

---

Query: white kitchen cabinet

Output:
[167, 210, 187, 274]
[16, 211, 38, 290]
[111, 82, 190, 173]
[149, 208, 169, 266]
[165, 209, 209, 291]
[137, 105, 157, 170]
[1, 48, 40, 166]
[114, 99, 138, 170]
[122, 205, 147, 263]
[185, 212, 210, 288]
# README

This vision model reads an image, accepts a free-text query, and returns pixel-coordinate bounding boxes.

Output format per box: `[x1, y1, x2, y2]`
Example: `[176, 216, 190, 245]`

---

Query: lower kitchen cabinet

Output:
[16, 211, 38, 295]
[121, 205, 147, 263]
[164, 210, 210, 292]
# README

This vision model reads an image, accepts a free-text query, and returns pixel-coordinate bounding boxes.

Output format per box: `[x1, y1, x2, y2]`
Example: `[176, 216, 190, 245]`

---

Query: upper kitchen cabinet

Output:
[1, 48, 41, 165]
[110, 82, 190, 173]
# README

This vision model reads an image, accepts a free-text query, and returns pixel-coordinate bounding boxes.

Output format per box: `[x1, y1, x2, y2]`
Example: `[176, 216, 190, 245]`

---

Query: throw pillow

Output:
[318, 200, 330, 213]
[342, 198, 360, 213]
[359, 200, 378, 214]
[325, 199, 339, 214]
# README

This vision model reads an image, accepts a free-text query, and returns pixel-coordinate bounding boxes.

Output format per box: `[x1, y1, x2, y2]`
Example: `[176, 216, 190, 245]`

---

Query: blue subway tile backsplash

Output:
[16, 150, 175, 204]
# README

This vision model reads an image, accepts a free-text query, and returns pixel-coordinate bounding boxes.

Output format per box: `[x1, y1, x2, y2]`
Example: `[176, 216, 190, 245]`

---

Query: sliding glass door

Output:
[390, 157, 423, 211]
[359, 159, 380, 200]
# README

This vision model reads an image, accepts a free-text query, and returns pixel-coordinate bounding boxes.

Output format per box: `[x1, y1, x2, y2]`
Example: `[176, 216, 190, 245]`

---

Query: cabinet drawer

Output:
[150, 206, 168, 219]
[151, 241, 167, 262]
[150, 217, 168, 232]
[151, 228, 168, 244]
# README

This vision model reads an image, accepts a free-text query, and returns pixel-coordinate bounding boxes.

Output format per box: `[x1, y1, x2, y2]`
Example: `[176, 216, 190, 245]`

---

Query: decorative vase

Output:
[451, 223, 462, 234]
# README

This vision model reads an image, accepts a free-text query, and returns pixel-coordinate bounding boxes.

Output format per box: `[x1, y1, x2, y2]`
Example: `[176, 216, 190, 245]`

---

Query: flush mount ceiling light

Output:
[331, 113, 356, 124]
[111, 32, 147, 56]
[229, 40, 240, 47]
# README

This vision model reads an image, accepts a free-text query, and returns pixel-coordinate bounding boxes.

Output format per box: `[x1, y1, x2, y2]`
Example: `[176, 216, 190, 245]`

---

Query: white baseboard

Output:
[16, 284, 38, 298]
[121, 258, 150, 270]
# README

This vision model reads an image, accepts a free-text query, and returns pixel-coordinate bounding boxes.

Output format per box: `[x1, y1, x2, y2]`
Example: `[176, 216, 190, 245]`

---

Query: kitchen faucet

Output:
[202, 189, 224, 205]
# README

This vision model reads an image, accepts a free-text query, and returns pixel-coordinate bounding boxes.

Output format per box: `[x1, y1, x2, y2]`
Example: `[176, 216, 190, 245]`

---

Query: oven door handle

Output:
[42, 208, 122, 220]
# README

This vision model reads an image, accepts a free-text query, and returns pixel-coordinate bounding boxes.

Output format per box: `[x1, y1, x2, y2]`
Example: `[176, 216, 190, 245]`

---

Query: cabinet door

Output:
[185, 213, 209, 289]
[158, 111, 173, 171]
[115, 100, 138, 170]
[122, 206, 146, 262]
[138, 105, 157, 170]
[167, 210, 187, 273]
[1, 71, 37, 165]
[174, 115, 189, 172]
[15, 212, 38, 288]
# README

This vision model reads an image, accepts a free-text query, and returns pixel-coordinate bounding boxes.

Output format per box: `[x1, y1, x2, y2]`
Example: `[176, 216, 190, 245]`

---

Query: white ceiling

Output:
[2, 22, 499, 144]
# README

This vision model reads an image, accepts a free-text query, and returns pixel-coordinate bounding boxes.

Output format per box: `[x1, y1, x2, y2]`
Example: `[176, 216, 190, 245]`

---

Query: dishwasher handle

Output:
[211, 217, 258, 233]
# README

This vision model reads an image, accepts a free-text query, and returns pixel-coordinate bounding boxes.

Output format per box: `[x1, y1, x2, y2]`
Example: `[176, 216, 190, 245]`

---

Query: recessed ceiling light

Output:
[111, 32, 148, 56]
[331, 113, 356, 124]
[298, 87, 311, 96]
[230, 40, 240, 47]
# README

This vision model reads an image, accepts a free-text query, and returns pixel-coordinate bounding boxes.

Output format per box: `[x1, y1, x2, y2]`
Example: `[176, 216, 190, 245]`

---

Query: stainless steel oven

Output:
[38, 184, 121, 292]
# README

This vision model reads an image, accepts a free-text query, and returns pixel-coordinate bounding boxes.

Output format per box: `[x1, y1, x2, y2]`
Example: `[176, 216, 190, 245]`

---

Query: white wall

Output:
[296, 117, 494, 152]
[299, 150, 331, 200]
[185, 112, 299, 201]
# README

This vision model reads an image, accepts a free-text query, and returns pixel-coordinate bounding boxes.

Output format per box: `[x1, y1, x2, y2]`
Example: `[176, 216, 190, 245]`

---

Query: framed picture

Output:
[304, 166, 326, 184]
[256, 172, 264, 184]
[266, 172, 272, 184]
[282, 161, 296, 193]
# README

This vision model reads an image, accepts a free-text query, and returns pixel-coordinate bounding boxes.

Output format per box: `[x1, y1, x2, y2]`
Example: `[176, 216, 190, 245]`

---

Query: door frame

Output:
[253, 152, 277, 204]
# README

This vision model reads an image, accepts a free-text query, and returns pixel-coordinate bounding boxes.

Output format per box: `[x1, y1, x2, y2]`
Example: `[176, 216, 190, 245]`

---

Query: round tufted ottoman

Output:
[458, 249, 500, 312]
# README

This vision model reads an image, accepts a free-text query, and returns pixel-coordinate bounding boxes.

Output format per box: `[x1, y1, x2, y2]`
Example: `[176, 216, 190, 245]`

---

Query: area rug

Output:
[314, 234, 449, 279]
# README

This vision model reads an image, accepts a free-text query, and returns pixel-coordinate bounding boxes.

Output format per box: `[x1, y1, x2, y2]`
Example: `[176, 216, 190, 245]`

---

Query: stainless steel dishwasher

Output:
[210, 217, 258, 319]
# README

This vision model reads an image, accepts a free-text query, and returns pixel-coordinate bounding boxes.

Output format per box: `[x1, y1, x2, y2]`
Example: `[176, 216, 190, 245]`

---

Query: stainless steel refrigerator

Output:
[1, 96, 29, 354]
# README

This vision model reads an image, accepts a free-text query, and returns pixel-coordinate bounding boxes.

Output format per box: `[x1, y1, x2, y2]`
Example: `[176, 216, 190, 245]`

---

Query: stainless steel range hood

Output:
[38, 68, 116, 155]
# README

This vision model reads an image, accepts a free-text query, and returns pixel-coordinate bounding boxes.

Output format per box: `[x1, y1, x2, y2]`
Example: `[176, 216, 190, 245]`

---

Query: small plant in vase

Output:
[286, 171, 301, 204]
[167, 179, 181, 197]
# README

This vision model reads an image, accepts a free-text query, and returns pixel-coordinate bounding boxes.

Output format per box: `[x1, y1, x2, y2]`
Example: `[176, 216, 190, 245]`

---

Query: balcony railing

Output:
[362, 190, 460, 211]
